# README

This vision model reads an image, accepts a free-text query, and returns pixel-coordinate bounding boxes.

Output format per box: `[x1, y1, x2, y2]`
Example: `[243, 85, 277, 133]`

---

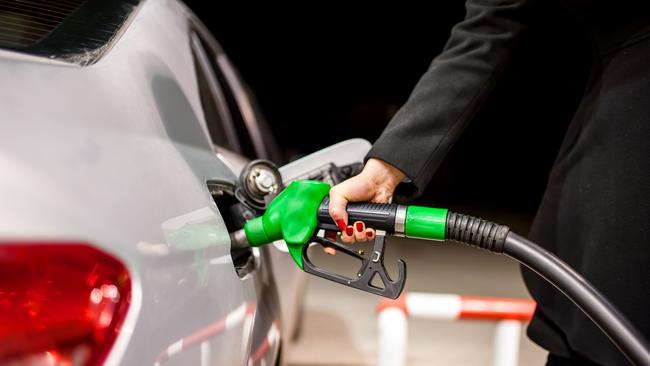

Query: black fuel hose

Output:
[446, 211, 650, 366]
[504, 233, 650, 366]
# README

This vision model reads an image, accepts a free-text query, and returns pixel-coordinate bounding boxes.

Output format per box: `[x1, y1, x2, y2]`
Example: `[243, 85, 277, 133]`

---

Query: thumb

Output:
[328, 175, 376, 231]
[328, 184, 349, 231]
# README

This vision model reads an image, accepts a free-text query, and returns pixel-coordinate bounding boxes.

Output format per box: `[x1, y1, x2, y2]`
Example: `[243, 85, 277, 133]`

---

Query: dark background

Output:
[183, 3, 590, 225]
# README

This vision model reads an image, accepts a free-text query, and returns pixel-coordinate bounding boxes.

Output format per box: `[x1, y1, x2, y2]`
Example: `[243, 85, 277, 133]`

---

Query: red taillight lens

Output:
[0, 243, 131, 365]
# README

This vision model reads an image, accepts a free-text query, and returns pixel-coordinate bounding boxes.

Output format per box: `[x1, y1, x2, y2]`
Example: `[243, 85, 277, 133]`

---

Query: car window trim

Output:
[214, 54, 270, 160]
[190, 32, 243, 154]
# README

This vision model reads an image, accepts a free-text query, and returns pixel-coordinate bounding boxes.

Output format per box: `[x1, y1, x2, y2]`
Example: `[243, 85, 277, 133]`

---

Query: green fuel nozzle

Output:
[243, 180, 331, 269]
[238, 180, 451, 266]
[233, 180, 510, 299]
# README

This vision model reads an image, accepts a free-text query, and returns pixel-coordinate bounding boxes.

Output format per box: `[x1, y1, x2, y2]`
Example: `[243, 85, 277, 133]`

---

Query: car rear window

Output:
[0, 0, 139, 65]
[0, 0, 86, 48]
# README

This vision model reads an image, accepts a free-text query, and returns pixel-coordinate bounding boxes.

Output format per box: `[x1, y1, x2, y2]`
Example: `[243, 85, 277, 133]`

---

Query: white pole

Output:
[492, 320, 522, 366]
[406, 293, 461, 320]
[378, 307, 408, 366]
[200, 341, 210, 366]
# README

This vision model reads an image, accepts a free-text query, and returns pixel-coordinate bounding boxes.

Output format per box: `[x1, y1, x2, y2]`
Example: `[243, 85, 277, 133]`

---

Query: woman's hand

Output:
[328, 158, 405, 244]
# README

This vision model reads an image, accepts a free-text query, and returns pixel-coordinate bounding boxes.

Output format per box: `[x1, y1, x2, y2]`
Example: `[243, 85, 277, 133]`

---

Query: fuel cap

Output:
[239, 159, 283, 208]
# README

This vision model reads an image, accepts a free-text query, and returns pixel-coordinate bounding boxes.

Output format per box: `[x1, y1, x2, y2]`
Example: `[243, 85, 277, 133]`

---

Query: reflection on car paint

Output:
[248, 321, 280, 366]
[162, 207, 230, 284]
[162, 207, 229, 251]
[154, 302, 256, 365]
[136, 241, 171, 257]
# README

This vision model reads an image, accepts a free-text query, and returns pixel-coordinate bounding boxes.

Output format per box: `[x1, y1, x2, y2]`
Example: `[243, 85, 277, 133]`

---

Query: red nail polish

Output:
[346, 227, 353, 236]
[336, 219, 347, 232]
[367, 231, 373, 238]
[356, 222, 363, 231]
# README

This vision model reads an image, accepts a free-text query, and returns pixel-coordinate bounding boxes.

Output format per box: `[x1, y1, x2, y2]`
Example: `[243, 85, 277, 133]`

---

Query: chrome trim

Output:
[395, 205, 407, 235]
[230, 229, 249, 250]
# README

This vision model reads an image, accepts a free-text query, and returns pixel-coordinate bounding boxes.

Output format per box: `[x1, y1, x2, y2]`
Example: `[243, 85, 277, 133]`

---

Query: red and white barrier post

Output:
[377, 292, 536, 366]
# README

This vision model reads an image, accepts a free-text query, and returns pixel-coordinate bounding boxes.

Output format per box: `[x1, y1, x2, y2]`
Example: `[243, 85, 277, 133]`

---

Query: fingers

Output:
[365, 228, 375, 240]
[340, 221, 376, 244]
[340, 225, 355, 244]
[354, 221, 367, 242]
[323, 230, 338, 255]
[323, 247, 336, 255]
[327, 223, 377, 256]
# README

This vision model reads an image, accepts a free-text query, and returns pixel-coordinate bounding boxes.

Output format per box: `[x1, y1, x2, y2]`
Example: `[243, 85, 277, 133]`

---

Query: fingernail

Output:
[367, 230, 373, 238]
[356, 222, 363, 231]
[336, 219, 347, 232]
[346, 226, 353, 236]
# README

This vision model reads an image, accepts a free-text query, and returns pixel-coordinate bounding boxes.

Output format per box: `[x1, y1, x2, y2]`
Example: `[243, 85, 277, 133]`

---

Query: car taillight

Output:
[0, 243, 131, 365]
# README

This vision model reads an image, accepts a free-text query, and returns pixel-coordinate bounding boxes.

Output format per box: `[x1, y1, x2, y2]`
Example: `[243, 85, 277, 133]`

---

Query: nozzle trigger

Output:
[301, 234, 406, 299]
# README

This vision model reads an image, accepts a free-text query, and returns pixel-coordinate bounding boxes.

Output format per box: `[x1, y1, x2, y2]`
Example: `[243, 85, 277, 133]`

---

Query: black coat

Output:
[367, 1, 650, 364]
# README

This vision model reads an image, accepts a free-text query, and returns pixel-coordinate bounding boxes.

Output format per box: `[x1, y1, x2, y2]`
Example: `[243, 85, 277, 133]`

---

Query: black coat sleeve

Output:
[366, 0, 533, 194]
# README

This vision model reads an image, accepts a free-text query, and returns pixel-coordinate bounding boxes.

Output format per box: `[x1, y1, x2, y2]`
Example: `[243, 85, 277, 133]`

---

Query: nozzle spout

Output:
[230, 229, 250, 250]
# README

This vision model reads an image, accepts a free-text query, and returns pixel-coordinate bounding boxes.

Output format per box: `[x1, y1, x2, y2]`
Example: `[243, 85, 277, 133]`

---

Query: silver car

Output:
[0, 1, 371, 365]
[0, 0, 284, 364]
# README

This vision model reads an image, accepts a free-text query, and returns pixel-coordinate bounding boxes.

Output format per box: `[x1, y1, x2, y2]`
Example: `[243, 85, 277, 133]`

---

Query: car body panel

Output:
[0, 0, 279, 365]
[0, 0, 374, 364]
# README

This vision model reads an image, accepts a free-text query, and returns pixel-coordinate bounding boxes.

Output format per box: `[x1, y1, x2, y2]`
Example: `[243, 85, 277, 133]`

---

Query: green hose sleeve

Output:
[404, 206, 448, 241]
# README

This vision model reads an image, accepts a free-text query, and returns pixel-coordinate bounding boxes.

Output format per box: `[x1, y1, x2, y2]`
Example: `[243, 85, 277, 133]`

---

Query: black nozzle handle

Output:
[317, 197, 398, 233]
